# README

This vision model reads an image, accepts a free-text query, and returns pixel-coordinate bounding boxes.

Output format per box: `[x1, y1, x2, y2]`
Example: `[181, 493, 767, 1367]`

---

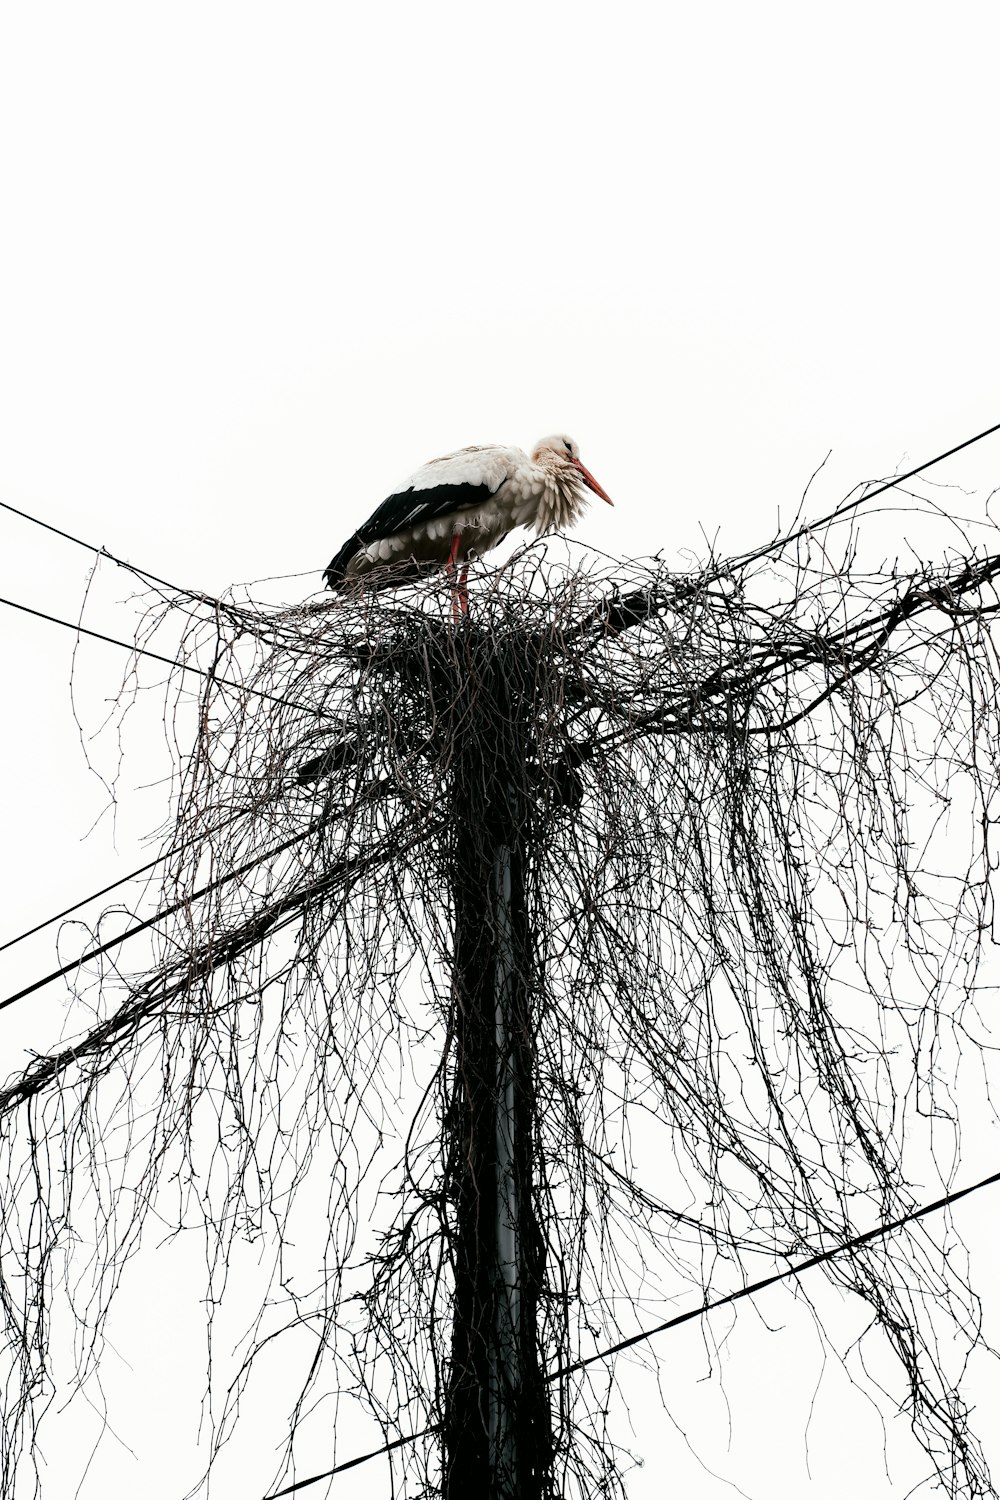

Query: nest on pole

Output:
[3, 513, 1000, 1498]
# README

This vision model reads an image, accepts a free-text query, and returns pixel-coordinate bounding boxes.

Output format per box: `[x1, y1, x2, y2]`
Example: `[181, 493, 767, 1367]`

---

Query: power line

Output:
[0, 817, 439, 1122]
[553, 1165, 1000, 1377]
[0, 769, 397, 1012]
[0, 847, 180, 956]
[0, 801, 269, 957]
[0, 592, 316, 716]
[738, 417, 1000, 568]
[855, 419, 1000, 503]
[0, 733, 370, 959]
[0, 821, 323, 1013]
[264, 1428, 440, 1498]
[0, 494, 221, 606]
[260, 1164, 1000, 1497]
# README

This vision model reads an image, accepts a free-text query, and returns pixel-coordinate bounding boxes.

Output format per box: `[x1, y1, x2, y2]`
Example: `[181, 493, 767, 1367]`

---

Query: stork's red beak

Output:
[571, 457, 614, 506]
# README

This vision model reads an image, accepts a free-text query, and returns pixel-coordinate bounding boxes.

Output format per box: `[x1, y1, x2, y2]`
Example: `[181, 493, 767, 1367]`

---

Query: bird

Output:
[323, 435, 613, 609]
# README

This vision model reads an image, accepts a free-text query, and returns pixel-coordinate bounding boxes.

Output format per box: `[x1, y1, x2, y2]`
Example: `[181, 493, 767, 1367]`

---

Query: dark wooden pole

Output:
[442, 627, 552, 1500]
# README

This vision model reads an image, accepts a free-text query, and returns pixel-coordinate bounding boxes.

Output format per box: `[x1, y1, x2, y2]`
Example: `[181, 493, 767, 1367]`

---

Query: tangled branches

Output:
[3, 487, 1000, 1497]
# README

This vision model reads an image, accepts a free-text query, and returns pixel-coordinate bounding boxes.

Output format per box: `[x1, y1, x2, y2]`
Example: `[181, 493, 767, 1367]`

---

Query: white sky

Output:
[2, 3, 1000, 1497]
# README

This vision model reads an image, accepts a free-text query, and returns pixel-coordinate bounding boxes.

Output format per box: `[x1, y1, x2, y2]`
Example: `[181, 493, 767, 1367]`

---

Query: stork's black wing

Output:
[324, 480, 495, 588]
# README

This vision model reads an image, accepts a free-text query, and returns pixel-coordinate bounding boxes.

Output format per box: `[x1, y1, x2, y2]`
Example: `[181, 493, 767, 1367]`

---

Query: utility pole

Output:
[441, 623, 552, 1500]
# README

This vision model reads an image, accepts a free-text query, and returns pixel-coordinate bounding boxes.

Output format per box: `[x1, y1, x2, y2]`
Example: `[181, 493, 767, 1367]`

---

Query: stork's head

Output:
[531, 435, 614, 507]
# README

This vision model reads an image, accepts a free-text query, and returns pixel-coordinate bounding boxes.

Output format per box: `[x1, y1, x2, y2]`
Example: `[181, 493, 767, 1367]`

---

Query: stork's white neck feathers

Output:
[530, 448, 592, 535]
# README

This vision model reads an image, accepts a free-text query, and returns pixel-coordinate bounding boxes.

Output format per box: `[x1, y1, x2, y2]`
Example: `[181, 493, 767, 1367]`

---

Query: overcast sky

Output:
[2, 4, 1000, 1497]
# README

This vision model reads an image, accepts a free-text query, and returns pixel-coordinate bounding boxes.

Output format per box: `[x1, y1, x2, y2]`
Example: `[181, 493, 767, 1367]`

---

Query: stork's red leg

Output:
[447, 533, 466, 621]
[457, 561, 470, 617]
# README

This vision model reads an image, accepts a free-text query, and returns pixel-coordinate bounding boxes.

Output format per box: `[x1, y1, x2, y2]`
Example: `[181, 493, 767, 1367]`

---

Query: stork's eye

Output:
[564, 440, 573, 453]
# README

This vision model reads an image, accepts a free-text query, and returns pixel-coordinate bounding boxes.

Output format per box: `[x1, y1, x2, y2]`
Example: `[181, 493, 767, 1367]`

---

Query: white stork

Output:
[323, 435, 613, 608]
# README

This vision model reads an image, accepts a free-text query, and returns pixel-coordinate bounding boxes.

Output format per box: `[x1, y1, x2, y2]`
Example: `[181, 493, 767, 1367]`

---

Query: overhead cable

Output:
[0, 799, 270, 956]
[0, 821, 323, 1013]
[552, 1165, 1000, 1377]
[0, 494, 221, 606]
[0, 847, 181, 956]
[260, 1164, 1000, 1497]
[0, 592, 316, 716]
[737, 416, 1000, 568]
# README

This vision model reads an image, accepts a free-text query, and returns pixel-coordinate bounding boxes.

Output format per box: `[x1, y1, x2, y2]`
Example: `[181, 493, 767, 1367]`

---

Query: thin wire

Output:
[0, 821, 322, 1013]
[552, 1165, 1000, 1377]
[264, 1428, 440, 1498]
[0, 847, 180, 956]
[0, 593, 316, 716]
[735, 417, 1000, 568]
[0, 797, 274, 956]
[0, 494, 330, 610]
[261, 1164, 1000, 1496]
[0, 495, 221, 605]
[0, 726, 371, 958]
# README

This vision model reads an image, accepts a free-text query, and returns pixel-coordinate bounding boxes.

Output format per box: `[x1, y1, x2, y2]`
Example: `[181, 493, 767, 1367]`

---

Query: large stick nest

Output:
[3, 509, 1000, 1497]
